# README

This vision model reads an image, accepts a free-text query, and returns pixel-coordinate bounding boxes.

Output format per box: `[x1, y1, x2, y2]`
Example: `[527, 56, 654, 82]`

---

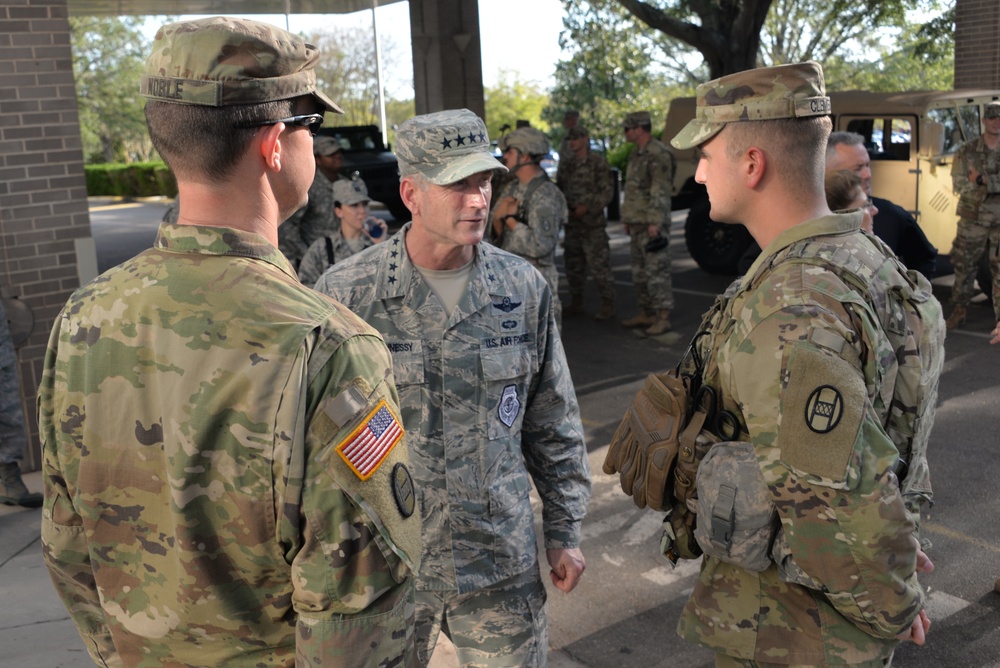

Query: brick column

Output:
[409, 0, 486, 117]
[0, 0, 92, 470]
[955, 0, 1000, 89]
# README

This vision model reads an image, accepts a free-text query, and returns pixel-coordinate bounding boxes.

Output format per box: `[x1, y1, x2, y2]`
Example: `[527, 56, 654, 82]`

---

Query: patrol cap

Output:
[313, 135, 343, 156]
[624, 111, 651, 129]
[671, 61, 830, 150]
[140, 16, 343, 114]
[566, 125, 589, 140]
[395, 109, 507, 185]
[499, 127, 550, 155]
[985, 102, 1000, 119]
[333, 178, 369, 206]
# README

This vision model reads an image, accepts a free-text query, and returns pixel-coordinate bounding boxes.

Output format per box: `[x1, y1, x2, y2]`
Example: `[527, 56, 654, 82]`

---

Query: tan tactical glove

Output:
[603, 371, 688, 510]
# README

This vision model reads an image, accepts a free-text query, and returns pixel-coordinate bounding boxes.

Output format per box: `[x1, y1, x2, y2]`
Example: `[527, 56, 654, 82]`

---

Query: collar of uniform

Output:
[154, 222, 296, 277]
[376, 222, 513, 302]
[740, 211, 862, 289]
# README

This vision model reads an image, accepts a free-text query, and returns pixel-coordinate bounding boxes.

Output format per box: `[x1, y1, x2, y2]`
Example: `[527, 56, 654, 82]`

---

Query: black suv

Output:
[317, 125, 408, 222]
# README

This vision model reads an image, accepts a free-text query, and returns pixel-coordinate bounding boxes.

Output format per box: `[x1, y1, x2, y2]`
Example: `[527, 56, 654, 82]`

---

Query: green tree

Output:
[484, 70, 552, 139]
[70, 16, 157, 163]
[549, 0, 682, 153]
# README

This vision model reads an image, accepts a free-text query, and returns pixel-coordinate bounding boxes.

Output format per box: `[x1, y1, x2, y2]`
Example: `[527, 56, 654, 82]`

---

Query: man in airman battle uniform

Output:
[666, 61, 936, 667]
[278, 133, 345, 268]
[315, 109, 591, 667]
[39, 17, 419, 667]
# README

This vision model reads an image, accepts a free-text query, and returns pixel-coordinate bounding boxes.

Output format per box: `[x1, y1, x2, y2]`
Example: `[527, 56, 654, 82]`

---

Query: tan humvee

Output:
[665, 90, 1000, 275]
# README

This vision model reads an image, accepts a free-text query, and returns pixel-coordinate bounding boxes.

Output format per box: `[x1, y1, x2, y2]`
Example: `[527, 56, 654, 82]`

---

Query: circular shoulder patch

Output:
[391, 463, 416, 518]
[804, 385, 843, 434]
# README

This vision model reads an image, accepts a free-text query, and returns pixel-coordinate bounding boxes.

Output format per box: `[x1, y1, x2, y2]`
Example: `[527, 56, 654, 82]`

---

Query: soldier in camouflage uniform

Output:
[490, 126, 568, 327]
[667, 61, 935, 666]
[39, 17, 419, 667]
[0, 297, 42, 507]
[556, 124, 616, 320]
[946, 101, 1000, 333]
[298, 176, 388, 286]
[278, 134, 345, 268]
[620, 110, 676, 336]
[315, 109, 591, 667]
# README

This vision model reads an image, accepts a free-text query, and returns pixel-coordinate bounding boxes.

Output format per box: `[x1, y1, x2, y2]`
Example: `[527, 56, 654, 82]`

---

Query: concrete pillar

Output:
[0, 0, 91, 469]
[408, 0, 485, 117]
[954, 0, 1000, 89]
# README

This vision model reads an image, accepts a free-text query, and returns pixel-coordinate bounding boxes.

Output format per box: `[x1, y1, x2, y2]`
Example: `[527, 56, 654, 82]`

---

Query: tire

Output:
[977, 252, 993, 301]
[684, 198, 753, 275]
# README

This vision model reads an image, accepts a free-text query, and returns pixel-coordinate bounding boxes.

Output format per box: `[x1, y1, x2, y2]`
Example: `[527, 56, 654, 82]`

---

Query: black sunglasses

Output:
[236, 114, 324, 136]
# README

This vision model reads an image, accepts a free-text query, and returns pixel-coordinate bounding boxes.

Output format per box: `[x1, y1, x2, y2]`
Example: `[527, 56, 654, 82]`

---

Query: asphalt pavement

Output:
[3, 199, 1000, 667]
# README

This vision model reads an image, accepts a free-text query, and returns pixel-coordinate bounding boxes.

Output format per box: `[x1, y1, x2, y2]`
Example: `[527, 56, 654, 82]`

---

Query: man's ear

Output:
[743, 146, 766, 189]
[399, 177, 419, 216]
[260, 123, 285, 172]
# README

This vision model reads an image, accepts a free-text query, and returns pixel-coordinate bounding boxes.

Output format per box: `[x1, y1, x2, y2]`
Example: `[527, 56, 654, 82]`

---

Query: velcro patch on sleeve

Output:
[336, 399, 404, 481]
[778, 342, 865, 487]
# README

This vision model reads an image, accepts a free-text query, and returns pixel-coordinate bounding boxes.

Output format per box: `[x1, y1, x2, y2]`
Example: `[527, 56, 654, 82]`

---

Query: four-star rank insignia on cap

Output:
[337, 399, 404, 480]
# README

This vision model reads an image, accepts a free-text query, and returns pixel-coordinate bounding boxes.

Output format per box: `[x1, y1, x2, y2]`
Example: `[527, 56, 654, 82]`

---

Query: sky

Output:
[144, 0, 568, 100]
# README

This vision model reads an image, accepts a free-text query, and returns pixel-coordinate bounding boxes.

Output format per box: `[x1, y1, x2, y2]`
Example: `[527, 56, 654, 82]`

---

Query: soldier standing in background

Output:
[620, 110, 675, 336]
[556, 124, 616, 320]
[0, 298, 41, 507]
[491, 126, 569, 326]
[278, 133, 345, 268]
[946, 101, 1000, 334]
[38, 17, 419, 666]
[558, 109, 580, 159]
[316, 109, 590, 667]
[667, 60, 934, 666]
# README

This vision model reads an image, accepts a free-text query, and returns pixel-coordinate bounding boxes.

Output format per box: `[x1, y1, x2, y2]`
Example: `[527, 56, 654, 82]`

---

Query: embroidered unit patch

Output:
[337, 400, 404, 480]
[498, 384, 521, 428]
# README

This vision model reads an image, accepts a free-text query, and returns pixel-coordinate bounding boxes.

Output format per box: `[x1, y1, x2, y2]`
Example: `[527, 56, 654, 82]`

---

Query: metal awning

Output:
[65, 0, 404, 16]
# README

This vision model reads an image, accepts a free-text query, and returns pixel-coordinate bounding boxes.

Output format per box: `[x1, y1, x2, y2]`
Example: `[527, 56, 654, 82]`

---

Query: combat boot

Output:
[0, 462, 42, 508]
[644, 309, 672, 336]
[564, 295, 585, 316]
[594, 301, 615, 321]
[945, 305, 966, 330]
[621, 312, 654, 328]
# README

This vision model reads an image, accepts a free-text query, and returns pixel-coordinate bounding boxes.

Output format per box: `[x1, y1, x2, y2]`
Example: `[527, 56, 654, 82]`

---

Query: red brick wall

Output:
[0, 0, 90, 469]
[955, 0, 1000, 89]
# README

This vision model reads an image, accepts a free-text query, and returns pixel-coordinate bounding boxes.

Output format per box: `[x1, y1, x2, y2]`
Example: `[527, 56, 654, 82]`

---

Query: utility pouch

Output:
[694, 440, 778, 572]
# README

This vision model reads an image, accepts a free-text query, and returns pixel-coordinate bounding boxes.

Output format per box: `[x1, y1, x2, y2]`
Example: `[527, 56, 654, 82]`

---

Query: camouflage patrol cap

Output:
[313, 135, 343, 156]
[985, 102, 1000, 119]
[566, 125, 589, 140]
[395, 109, 507, 185]
[140, 16, 343, 114]
[624, 111, 651, 129]
[333, 178, 369, 206]
[499, 127, 550, 156]
[671, 61, 830, 150]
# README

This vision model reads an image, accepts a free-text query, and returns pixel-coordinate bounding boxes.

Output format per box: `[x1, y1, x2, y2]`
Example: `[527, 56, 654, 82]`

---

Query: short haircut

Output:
[724, 116, 833, 191]
[145, 98, 296, 181]
[825, 169, 863, 211]
[826, 131, 866, 161]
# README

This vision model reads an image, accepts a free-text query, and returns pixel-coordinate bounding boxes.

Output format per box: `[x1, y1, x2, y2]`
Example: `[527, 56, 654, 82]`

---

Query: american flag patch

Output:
[337, 400, 404, 480]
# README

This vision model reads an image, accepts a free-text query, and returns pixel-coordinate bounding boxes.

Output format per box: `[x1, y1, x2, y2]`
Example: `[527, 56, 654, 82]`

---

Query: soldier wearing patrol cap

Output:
[298, 176, 388, 286]
[620, 110, 676, 336]
[490, 126, 569, 326]
[315, 109, 591, 667]
[946, 100, 1000, 336]
[279, 133, 347, 268]
[661, 61, 936, 666]
[39, 16, 419, 667]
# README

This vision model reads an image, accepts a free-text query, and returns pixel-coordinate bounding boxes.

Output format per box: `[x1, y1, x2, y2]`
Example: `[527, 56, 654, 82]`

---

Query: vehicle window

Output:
[928, 107, 964, 154]
[845, 116, 913, 161]
[959, 104, 982, 142]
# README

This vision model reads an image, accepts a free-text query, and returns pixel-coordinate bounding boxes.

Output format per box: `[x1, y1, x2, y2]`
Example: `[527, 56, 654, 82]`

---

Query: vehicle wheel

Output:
[684, 198, 753, 275]
[977, 253, 993, 301]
